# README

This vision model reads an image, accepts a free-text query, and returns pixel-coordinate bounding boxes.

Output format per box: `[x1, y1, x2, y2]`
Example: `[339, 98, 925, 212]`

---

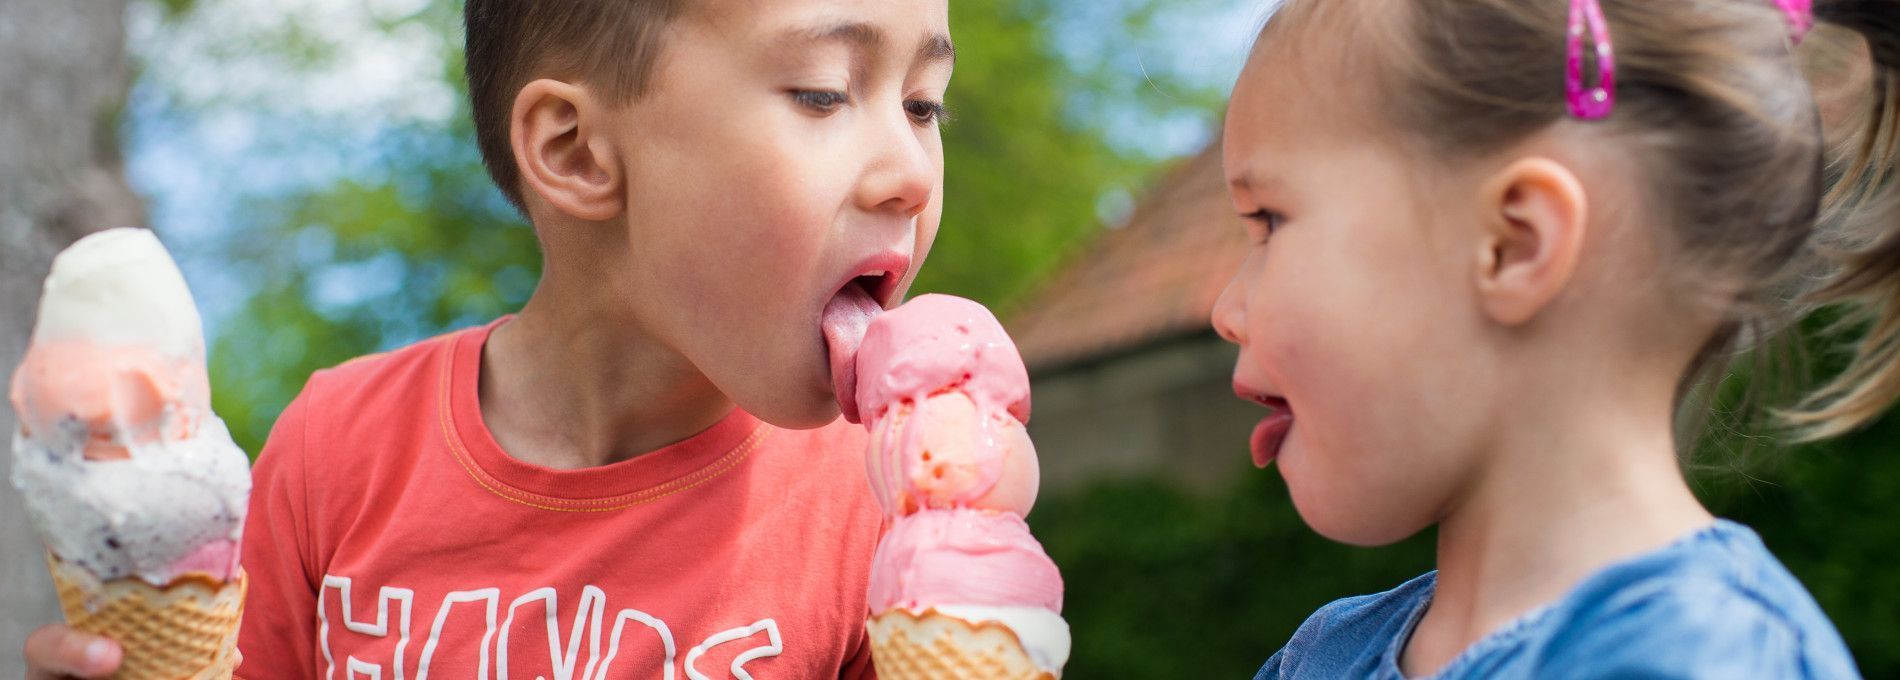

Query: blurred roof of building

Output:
[1009, 140, 1246, 374]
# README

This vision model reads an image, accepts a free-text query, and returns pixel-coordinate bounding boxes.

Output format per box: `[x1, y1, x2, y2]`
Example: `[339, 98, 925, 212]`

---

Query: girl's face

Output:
[1213, 46, 1496, 546]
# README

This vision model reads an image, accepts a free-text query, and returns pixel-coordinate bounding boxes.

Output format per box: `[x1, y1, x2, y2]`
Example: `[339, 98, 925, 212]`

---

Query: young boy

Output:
[24, 0, 953, 675]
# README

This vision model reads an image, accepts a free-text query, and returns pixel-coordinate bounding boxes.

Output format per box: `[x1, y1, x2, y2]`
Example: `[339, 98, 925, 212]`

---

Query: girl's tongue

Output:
[1250, 400, 1293, 469]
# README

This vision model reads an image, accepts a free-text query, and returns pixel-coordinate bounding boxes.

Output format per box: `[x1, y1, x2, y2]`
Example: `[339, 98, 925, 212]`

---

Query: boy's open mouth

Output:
[1235, 384, 1292, 469]
[823, 262, 906, 424]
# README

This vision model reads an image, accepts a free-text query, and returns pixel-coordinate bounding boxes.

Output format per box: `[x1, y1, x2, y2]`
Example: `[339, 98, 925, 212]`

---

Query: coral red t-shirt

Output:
[236, 319, 882, 678]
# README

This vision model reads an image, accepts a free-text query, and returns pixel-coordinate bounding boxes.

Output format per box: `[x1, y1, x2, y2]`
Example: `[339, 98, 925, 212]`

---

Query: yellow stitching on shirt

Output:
[434, 333, 769, 512]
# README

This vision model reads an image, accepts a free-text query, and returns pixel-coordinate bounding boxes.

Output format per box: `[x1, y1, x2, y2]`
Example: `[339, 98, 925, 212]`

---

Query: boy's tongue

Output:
[823, 282, 881, 424]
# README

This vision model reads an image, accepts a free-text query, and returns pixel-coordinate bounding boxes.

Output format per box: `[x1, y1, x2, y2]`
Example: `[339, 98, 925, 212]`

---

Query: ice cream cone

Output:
[867, 608, 1056, 680]
[47, 553, 245, 680]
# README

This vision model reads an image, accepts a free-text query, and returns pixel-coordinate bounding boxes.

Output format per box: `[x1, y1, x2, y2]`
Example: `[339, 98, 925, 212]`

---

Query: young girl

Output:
[1215, 0, 1896, 677]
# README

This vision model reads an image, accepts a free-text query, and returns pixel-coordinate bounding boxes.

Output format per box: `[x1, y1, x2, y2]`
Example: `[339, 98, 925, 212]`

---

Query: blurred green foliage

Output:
[921, 0, 1226, 315]
[1033, 468, 1435, 677]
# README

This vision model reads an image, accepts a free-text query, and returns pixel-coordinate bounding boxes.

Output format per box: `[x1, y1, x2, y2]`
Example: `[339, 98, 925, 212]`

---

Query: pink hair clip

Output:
[1565, 0, 1616, 120]
[1776, 0, 1814, 44]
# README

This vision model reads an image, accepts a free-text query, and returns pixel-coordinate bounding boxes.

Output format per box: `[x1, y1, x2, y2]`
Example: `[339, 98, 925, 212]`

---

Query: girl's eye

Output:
[791, 90, 849, 113]
[1243, 209, 1285, 241]
[905, 99, 950, 126]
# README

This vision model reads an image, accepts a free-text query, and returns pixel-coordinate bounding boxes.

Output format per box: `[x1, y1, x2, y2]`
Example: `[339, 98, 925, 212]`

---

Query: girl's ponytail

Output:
[1788, 1, 1900, 438]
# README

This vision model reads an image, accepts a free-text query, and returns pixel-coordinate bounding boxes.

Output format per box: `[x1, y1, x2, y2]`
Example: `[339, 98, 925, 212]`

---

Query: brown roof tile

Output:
[1009, 140, 1246, 373]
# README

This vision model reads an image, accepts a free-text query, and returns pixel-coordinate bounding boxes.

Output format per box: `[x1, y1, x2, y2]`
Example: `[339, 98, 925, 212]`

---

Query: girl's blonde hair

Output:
[1265, 0, 1900, 442]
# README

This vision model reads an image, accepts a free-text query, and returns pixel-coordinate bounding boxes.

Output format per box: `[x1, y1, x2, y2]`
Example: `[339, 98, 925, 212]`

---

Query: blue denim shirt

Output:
[1256, 521, 1860, 679]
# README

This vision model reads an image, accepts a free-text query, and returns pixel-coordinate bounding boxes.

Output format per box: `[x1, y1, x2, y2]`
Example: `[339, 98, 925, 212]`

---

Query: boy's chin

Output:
[740, 388, 846, 431]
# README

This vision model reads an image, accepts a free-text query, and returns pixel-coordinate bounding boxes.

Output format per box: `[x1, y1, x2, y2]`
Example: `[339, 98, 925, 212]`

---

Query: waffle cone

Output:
[867, 608, 1056, 680]
[46, 554, 245, 679]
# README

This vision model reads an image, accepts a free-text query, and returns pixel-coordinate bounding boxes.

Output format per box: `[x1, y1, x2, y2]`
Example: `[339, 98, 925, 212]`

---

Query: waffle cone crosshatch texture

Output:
[48, 554, 245, 680]
[867, 609, 1057, 680]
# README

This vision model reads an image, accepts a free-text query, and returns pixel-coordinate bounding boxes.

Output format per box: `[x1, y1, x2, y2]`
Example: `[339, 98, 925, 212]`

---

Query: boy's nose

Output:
[856, 120, 936, 218]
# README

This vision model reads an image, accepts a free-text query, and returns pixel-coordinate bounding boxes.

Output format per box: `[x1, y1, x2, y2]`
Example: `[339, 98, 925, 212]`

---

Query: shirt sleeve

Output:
[1534, 578, 1820, 679]
[236, 385, 320, 677]
[1254, 649, 1286, 679]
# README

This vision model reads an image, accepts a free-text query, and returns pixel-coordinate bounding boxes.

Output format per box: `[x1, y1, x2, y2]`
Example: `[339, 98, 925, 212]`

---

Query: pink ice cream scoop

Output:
[851, 294, 1038, 516]
[845, 294, 1071, 675]
[867, 508, 1063, 614]
[866, 390, 1040, 517]
[853, 294, 1031, 425]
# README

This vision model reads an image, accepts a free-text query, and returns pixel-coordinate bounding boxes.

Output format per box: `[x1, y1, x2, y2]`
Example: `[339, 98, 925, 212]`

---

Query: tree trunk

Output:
[0, 0, 145, 669]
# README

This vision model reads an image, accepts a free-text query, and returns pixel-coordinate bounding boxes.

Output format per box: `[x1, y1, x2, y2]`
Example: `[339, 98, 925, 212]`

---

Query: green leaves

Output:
[919, 0, 1219, 312]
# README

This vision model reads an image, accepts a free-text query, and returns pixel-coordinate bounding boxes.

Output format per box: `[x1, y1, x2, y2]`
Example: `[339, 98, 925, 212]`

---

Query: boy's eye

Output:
[905, 99, 950, 126]
[791, 90, 849, 113]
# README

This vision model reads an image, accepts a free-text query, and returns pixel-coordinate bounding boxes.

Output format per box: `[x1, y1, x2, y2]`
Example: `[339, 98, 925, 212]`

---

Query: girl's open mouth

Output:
[1250, 398, 1293, 469]
[1235, 384, 1292, 468]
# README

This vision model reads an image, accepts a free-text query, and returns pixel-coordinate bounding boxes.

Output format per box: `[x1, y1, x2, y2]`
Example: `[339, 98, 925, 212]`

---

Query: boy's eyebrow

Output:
[919, 34, 955, 65]
[783, 20, 956, 66]
[790, 20, 885, 52]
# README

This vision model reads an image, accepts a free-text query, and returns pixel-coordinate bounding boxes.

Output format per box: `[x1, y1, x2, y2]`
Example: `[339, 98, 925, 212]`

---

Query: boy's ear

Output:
[510, 79, 623, 222]
[1473, 158, 1589, 327]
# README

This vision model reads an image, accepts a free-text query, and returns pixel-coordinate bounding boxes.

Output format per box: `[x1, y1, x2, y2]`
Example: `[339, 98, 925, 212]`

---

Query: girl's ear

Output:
[1473, 158, 1590, 326]
[510, 78, 624, 222]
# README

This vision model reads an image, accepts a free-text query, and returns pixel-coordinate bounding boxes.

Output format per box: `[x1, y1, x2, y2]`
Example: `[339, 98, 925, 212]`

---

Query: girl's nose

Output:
[1212, 274, 1247, 345]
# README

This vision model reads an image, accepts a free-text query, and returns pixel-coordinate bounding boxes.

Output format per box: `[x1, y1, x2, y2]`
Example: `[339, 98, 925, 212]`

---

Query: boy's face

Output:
[602, 0, 952, 428]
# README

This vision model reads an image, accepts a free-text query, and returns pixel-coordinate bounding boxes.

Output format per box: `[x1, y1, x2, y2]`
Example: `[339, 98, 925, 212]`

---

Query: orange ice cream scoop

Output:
[11, 341, 209, 459]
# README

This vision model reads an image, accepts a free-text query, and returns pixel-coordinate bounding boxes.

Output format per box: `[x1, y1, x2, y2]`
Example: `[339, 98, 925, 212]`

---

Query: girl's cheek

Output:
[1249, 282, 1300, 358]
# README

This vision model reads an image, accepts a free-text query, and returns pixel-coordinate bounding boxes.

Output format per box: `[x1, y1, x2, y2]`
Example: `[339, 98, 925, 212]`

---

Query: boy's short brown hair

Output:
[464, 0, 687, 213]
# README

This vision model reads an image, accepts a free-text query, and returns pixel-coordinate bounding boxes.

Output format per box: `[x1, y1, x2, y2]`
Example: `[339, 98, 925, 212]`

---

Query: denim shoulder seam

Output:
[1416, 600, 1556, 679]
